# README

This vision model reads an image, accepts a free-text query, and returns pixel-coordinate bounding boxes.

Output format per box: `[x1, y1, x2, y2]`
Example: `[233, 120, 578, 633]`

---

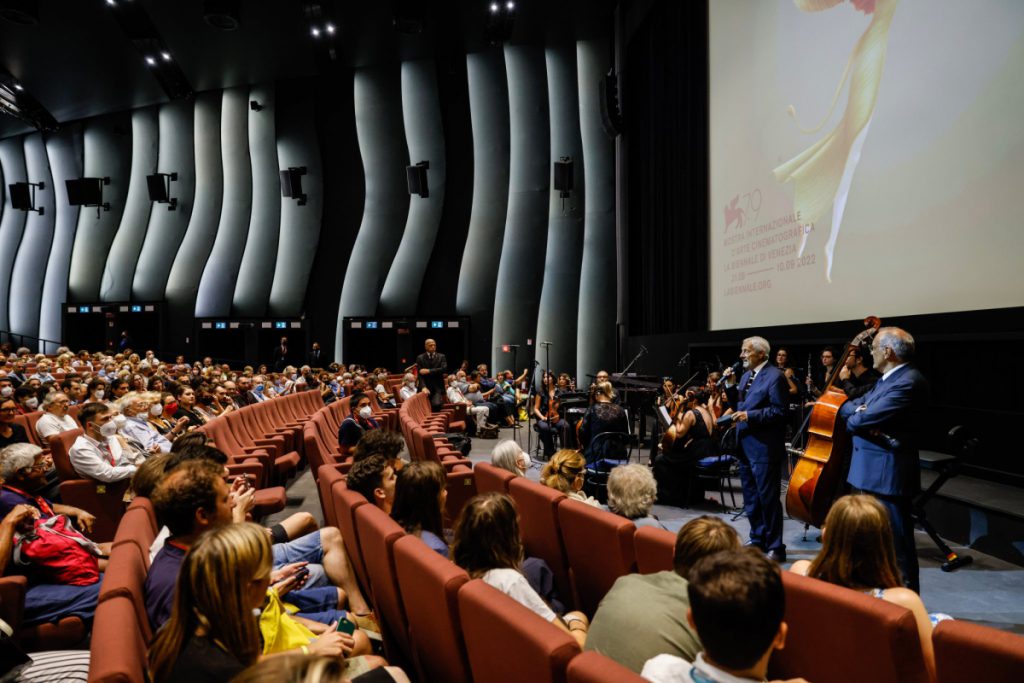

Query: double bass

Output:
[786, 315, 881, 528]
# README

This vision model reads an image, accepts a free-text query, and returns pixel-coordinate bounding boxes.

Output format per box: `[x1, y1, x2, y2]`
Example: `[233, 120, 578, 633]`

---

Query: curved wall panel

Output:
[196, 86, 252, 317]
[166, 92, 222, 338]
[0, 138, 28, 335]
[8, 133, 56, 342]
[534, 45, 585, 375]
[100, 108, 158, 301]
[40, 127, 84, 352]
[334, 65, 410, 360]
[576, 40, 617, 379]
[232, 83, 281, 316]
[457, 50, 511, 360]
[491, 45, 550, 370]
[133, 101, 196, 300]
[67, 113, 131, 302]
[379, 59, 446, 315]
[268, 96, 322, 316]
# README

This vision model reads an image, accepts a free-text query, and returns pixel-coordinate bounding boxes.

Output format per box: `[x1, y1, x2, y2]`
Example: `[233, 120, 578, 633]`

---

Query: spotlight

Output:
[13, 84, 23, 91]
[489, 2, 498, 11]
[484, 0, 515, 45]
[506, 1, 514, 9]
[106, 0, 116, 6]
[325, 22, 335, 34]
[160, 51, 171, 61]
[145, 56, 156, 66]
[311, 26, 320, 37]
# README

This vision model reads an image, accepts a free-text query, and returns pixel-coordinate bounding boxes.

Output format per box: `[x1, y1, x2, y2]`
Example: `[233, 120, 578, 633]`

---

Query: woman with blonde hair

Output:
[540, 449, 600, 507]
[790, 494, 939, 681]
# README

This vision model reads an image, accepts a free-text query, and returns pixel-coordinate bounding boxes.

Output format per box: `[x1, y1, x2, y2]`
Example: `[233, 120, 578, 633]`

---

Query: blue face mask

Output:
[255, 384, 264, 393]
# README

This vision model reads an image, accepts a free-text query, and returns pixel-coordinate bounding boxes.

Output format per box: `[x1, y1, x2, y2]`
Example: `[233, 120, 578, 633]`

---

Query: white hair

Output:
[875, 327, 915, 361]
[743, 336, 771, 357]
[491, 440, 525, 476]
[0, 443, 42, 480]
[607, 464, 658, 520]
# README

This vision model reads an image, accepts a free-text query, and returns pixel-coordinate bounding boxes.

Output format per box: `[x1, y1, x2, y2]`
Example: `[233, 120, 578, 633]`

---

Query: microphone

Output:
[640, 345, 649, 354]
[540, 341, 553, 347]
[716, 362, 743, 387]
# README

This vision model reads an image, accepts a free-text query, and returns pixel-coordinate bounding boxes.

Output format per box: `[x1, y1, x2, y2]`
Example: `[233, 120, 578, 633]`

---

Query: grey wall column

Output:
[457, 50, 510, 363]
[166, 92, 222, 341]
[134, 101, 196, 301]
[268, 98, 322, 317]
[576, 40, 617, 379]
[100, 107, 158, 301]
[335, 65, 410, 361]
[378, 59, 446, 315]
[0, 138, 28, 335]
[8, 134, 56, 343]
[232, 83, 281, 316]
[40, 127, 84, 352]
[67, 113, 131, 302]
[196, 86, 252, 317]
[534, 44, 585, 376]
[491, 45, 550, 370]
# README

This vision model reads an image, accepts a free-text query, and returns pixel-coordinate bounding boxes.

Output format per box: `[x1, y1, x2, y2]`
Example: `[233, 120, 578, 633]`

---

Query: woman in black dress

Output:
[653, 388, 717, 506]
[578, 382, 629, 462]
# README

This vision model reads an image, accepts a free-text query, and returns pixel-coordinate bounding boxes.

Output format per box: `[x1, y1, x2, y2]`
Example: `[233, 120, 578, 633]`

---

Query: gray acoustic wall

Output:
[379, 60, 446, 316]
[335, 65, 409, 360]
[534, 44, 585, 375]
[0, 138, 28, 336]
[491, 45, 550, 370]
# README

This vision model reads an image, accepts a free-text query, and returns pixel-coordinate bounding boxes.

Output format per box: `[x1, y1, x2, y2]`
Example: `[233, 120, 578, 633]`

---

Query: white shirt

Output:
[482, 568, 556, 622]
[35, 412, 78, 441]
[642, 653, 763, 683]
[121, 416, 171, 453]
[68, 433, 137, 483]
[881, 362, 908, 382]
[399, 384, 418, 401]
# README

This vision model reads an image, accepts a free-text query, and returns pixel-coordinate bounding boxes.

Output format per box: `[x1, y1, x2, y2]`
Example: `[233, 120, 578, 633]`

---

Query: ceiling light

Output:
[13, 84, 23, 91]
[506, 1, 515, 9]
[325, 22, 335, 34]
[310, 26, 320, 37]
[161, 51, 171, 61]
[145, 56, 156, 66]
[489, 2, 498, 12]
[106, 0, 116, 6]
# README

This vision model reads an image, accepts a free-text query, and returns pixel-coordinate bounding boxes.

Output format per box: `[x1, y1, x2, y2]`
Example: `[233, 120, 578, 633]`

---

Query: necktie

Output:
[743, 370, 757, 393]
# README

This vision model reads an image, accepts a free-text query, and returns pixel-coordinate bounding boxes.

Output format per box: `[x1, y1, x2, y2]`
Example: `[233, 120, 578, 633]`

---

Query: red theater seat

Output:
[474, 461, 516, 494]
[567, 651, 649, 683]
[557, 499, 636, 616]
[89, 594, 147, 683]
[933, 619, 1024, 683]
[508, 478, 576, 611]
[634, 526, 675, 574]
[458, 579, 580, 683]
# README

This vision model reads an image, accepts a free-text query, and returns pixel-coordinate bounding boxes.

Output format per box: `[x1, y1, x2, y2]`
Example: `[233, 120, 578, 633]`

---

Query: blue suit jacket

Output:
[839, 364, 929, 497]
[728, 364, 789, 463]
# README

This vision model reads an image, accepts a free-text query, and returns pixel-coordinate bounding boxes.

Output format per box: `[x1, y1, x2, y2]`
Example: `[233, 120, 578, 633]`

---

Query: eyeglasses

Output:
[0, 407, 18, 414]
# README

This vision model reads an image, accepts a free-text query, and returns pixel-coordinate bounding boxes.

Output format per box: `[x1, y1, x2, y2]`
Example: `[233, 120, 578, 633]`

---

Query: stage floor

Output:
[267, 423, 1024, 635]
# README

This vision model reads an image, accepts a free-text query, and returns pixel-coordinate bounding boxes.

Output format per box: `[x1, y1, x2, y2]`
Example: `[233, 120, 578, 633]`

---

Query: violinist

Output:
[656, 379, 685, 418]
[533, 372, 567, 460]
[653, 388, 716, 506]
[836, 344, 880, 400]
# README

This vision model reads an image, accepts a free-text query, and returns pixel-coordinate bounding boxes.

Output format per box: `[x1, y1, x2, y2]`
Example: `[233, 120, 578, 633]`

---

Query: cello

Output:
[785, 315, 881, 528]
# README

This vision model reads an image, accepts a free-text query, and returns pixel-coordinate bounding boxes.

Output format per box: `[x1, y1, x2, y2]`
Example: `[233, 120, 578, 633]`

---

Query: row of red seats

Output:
[302, 393, 401, 482]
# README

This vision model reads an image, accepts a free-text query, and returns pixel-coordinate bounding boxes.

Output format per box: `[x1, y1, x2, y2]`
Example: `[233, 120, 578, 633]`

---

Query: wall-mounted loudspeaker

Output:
[600, 69, 623, 138]
[8, 181, 44, 215]
[280, 166, 308, 206]
[146, 172, 178, 210]
[553, 157, 573, 198]
[66, 177, 111, 217]
[406, 161, 429, 198]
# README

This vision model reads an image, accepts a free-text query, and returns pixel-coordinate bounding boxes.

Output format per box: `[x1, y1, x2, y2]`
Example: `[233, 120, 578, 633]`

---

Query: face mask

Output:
[165, 402, 178, 417]
[94, 390, 104, 400]
[99, 421, 118, 438]
[25, 398, 38, 410]
[255, 384, 264, 393]
[113, 414, 127, 429]
[149, 404, 163, 417]
[359, 406, 373, 419]
[519, 452, 532, 473]
[290, 374, 297, 381]
[0, 387, 11, 398]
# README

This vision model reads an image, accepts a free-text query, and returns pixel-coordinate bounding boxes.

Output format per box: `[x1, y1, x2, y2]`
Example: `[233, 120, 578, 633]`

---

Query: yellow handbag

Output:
[259, 589, 316, 654]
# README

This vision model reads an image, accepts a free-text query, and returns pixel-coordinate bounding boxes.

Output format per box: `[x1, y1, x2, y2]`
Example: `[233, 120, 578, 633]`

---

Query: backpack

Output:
[13, 515, 102, 586]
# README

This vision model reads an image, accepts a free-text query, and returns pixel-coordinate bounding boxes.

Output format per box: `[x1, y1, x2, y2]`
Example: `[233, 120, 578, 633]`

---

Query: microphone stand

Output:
[617, 346, 647, 452]
[524, 359, 541, 456]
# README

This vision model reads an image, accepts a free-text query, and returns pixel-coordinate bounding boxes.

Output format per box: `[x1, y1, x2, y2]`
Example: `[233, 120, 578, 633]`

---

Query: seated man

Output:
[0, 443, 105, 627]
[35, 392, 77, 441]
[585, 516, 740, 673]
[68, 403, 138, 483]
[351, 430, 406, 473]
[447, 375, 490, 433]
[145, 457, 370, 630]
[346, 454, 397, 514]
[641, 548, 799, 683]
[398, 373, 420, 402]
[118, 392, 178, 453]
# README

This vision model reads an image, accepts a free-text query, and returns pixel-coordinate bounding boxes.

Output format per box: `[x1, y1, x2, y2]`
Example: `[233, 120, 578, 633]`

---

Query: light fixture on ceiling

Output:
[145, 55, 156, 66]
[484, 0, 516, 45]
[161, 51, 171, 61]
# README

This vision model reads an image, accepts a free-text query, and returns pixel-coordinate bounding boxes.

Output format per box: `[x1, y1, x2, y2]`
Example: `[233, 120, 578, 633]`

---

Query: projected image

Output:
[709, 0, 1024, 330]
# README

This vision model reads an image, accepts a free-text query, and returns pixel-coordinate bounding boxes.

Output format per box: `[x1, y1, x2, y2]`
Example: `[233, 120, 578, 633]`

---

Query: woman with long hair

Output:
[653, 388, 717, 507]
[532, 372, 567, 459]
[790, 495, 938, 681]
[578, 381, 629, 460]
[452, 493, 590, 646]
[390, 460, 448, 557]
[539, 449, 599, 507]
[490, 439, 531, 477]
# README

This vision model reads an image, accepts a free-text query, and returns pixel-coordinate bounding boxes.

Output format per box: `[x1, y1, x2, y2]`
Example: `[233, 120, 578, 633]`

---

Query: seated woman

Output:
[606, 464, 665, 529]
[789, 494, 940, 681]
[490, 440, 531, 477]
[0, 398, 28, 449]
[578, 381, 629, 461]
[337, 394, 380, 458]
[148, 522, 381, 683]
[532, 373, 567, 460]
[540, 449, 600, 507]
[390, 461, 448, 558]
[453, 493, 590, 646]
[653, 389, 717, 507]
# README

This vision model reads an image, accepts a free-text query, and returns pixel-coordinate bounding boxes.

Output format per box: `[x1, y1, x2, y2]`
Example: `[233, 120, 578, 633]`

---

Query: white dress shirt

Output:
[68, 433, 137, 483]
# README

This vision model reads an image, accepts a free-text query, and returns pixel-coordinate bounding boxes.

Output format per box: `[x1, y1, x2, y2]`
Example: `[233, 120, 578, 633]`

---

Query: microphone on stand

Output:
[640, 345, 649, 354]
[677, 353, 690, 367]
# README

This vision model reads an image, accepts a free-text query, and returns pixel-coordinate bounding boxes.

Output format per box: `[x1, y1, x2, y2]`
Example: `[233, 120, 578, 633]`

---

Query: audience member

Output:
[390, 461, 448, 558]
[0, 398, 28, 449]
[35, 392, 77, 441]
[337, 394, 379, 457]
[345, 455, 396, 513]
[540, 449, 600, 507]
[606, 464, 665, 529]
[68, 403, 138, 482]
[490, 439, 531, 477]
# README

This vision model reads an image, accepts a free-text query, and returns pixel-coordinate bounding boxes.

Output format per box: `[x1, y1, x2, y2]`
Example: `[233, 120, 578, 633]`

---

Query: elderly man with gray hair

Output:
[722, 335, 790, 562]
[607, 464, 665, 530]
[36, 392, 78, 441]
[839, 326, 928, 592]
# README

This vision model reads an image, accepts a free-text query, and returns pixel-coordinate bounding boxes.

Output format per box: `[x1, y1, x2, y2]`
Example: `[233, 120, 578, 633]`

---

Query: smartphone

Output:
[293, 566, 310, 583]
[336, 616, 357, 635]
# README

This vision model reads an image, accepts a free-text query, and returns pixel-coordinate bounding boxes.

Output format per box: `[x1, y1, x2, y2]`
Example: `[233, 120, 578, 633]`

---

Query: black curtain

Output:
[625, 0, 708, 336]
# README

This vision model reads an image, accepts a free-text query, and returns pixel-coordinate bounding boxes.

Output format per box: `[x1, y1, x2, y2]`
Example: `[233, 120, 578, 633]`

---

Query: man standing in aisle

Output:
[724, 336, 789, 562]
[415, 339, 447, 410]
[839, 326, 927, 592]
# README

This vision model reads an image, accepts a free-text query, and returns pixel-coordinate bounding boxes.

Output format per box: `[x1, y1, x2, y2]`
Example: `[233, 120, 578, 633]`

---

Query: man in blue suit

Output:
[724, 336, 790, 562]
[839, 326, 928, 592]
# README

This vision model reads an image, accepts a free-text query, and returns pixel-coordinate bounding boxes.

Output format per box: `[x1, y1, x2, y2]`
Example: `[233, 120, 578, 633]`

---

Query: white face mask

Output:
[99, 421, 118, 438]
[0, 387, 11, 398]
[358, 406, 373, 419]
[25, 398, 38, 410]
[94, 390, 104, 400]
[150, 404, 163, 417]
[113, 414, 127, 429]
